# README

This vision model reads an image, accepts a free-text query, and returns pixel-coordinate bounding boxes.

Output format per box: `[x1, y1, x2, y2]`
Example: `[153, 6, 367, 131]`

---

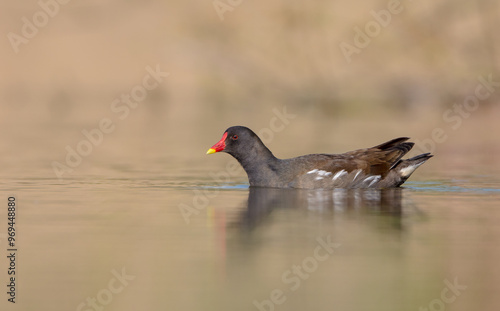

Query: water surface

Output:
[2, 161, 499, 311]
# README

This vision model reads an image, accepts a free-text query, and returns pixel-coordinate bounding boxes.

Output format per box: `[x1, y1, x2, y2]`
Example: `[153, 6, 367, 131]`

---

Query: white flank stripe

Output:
[364, 175, 381, 187]
[353, 169, 362, 181]
[318, 170, 332, 177]
[332, 170, 347, 181]
[307, 169, 332, 180]
[369, 175, 381, 187]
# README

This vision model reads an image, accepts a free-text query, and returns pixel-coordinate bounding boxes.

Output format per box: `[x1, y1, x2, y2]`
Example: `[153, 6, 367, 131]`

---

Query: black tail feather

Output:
[373, 137, 410, 150]
[407, 153, 433, 162]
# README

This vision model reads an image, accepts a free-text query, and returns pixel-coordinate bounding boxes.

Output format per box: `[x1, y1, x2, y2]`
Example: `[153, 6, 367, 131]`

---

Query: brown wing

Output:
[285, 137, 414, 184]
[285, 138, 421, 188]
[293, 137, 412, 174]
[343, 137, 414, 177]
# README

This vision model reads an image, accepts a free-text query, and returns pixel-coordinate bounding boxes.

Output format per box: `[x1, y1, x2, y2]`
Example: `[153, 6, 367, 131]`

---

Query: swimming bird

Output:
[206, 126, 432, 189]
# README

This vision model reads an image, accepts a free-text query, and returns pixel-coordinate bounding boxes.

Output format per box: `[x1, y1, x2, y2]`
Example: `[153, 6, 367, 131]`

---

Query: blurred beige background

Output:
[1, 0, 499, 178]
[1, 2, 500, 311]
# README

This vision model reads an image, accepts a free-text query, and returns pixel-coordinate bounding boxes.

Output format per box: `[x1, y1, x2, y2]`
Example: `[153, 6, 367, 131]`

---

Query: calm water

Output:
[1, 159, 500, 311]
[2, 0, 499, 308]
[1, 111, 499, 311]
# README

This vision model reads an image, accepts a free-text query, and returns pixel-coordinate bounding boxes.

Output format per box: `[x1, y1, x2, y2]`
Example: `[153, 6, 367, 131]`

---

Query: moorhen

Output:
[206, 126, 432, 189]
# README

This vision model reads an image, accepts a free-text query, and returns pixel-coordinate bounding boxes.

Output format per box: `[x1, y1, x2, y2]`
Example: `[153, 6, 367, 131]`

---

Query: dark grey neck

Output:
[231, 142, 276, 170]
[229, 141, 280, 186]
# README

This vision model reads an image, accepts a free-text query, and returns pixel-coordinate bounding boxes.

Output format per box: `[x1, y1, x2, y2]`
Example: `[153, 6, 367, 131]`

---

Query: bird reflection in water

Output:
[236, 187, 411, 231]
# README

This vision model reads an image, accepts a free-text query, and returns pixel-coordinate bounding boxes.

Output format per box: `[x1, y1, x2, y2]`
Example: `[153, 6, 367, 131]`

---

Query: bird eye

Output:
[232, 135, 238, 140]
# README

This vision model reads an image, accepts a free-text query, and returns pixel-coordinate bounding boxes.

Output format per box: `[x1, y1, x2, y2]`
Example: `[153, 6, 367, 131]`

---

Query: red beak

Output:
[206, 132, 228, 154]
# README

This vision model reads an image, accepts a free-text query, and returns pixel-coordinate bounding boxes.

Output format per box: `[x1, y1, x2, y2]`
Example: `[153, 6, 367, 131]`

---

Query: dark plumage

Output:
[206, 126, 432, 189]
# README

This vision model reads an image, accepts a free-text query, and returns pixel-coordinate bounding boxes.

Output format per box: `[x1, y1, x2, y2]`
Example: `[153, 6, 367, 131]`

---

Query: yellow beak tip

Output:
[206, 148, 216, 155]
